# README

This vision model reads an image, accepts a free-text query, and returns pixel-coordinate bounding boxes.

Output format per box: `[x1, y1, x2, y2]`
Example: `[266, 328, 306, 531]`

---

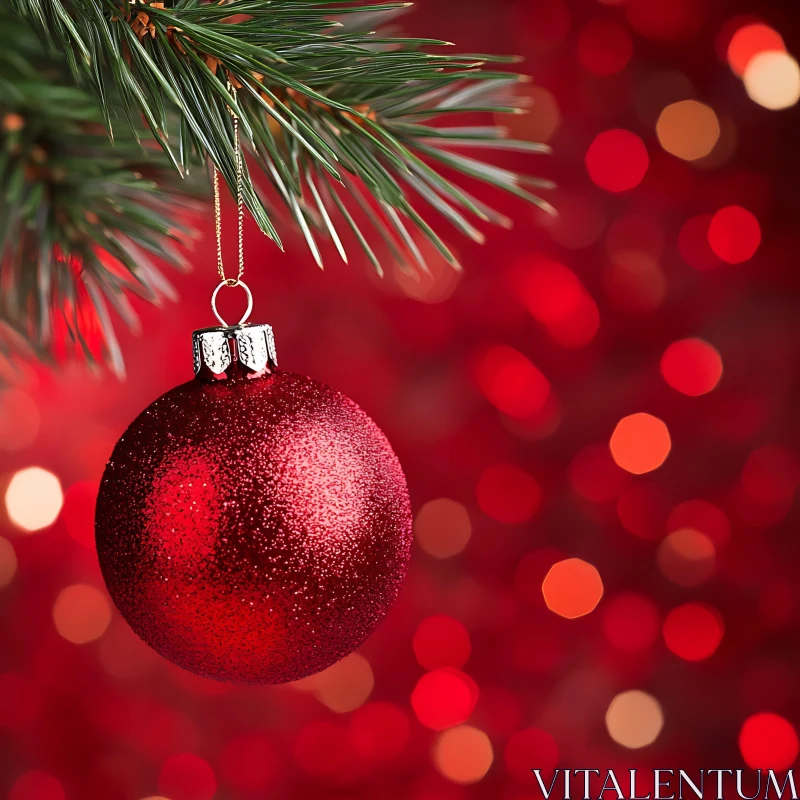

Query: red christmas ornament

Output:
[95, 319, 412, 684]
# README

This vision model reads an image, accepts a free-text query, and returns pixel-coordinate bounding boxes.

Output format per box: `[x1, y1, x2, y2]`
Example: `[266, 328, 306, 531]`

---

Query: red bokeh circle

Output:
[739, 713, 799, 770]
[586, 130, 649, 193]
[663, 603, 724, 661]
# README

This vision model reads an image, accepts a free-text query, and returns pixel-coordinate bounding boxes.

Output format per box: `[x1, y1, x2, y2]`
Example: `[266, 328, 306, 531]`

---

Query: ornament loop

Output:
[211, 279, 253, 327]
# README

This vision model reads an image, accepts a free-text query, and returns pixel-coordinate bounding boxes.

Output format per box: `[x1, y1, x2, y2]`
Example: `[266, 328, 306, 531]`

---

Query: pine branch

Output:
[0, 8, 200, 377]
[13, 0, 553, 275]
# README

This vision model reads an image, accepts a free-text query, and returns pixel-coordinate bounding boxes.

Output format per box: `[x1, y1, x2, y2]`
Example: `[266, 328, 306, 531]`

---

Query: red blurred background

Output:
[2, 0, 800, 798]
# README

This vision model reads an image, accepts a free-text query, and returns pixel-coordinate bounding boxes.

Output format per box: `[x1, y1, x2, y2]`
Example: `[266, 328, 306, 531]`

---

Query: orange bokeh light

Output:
[52, 584, 112, 644]
[312, 653, 374, 713]
[727, 23, 785, 76]
[657, 528, 716, 587]
[656, 100, 720, 161]
[414, 498, 471, 559]
[542, 558, 603, 619]
[609, 413, 671, 474]
[433, 724, 494, 784]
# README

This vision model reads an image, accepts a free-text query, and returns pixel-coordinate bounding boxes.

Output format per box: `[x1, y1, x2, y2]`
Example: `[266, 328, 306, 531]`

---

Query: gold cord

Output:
[213, 85, 245, 287]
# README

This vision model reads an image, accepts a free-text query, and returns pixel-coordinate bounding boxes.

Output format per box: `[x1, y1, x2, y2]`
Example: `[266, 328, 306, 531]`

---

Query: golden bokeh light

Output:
[5, 467, 64, 532]
[657, 528, 716, 587]
[606, 690, 664, 749]
[433, 724, 494, 784]
[744, 52, 800, 111]
[500, 86, 562, 144]
[656, 100, 720, 161]
[610, 413, 671, 475]
[53, 584, 112, 644]
[542, 558, 604, 619]
[414, 498, 472, 558]
[0, 537, 17, 588]
[312, 653, 374, 713]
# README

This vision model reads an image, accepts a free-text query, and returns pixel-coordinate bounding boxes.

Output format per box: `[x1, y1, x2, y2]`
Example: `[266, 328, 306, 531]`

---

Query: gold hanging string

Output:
[213, 85, 245, 287]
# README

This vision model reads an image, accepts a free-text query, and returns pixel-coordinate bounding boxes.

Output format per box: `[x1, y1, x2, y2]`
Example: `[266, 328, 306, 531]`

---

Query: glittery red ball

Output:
[95, 371, 412, 684]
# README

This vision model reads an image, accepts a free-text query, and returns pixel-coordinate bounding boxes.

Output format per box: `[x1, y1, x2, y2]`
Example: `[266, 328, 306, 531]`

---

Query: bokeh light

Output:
[312, 653, 374, 713]
[586, 129, 649, 192]
[680, 213, 723, 270]
[513, 255, 599, 347]
[660, 338, 723, 396]
[577, 18, 633, 77]
[476, 345, 551, 419]
[8, 771, 65, 800]
[504, 728, 558, 782]
[739, 712, 799, 770]
[741, 444, 800, 504]
[625, 0, 705, 42]
[617, 482, 668, 540]
[0, 0, 797, 793]
[414, 498, 471, 558]
[476, 464, 541, 524]
[52, 583, 112, 644]
[433, 724, 494, 785]
[569, 443, 630, 503]
[663, 602, 724, 661]
[609, 413, 671, 474]
[667, 499, 730, 546]
[0, 389, 40, 452]
[657, 528, 716, 586]
[158, 753, 217, 800]
[605, 252, 667, 312]
[502, 85, 562, 143]
[5, 467, 63, 532]
[411, 668, 478, 731]
[413, 615, 471, 670]
[349, 701, 411, 762]
[542, 558, 603, 619]
[656, 100, 720, 161]
[602, 592, 660, 652]
[0, 537, 17, 588]
[707, 206, 761, 264]
[606, 690, 664, 749]
[744, 51, 800, 110]
[727, 23, 785, 76]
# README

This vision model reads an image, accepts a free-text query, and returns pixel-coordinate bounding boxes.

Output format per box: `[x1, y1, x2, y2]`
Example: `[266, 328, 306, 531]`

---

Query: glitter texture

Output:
[95, 370, 412, 684]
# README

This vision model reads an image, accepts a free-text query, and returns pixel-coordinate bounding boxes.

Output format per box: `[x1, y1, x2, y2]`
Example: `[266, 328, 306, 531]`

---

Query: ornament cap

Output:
[192, 323, 278, 381]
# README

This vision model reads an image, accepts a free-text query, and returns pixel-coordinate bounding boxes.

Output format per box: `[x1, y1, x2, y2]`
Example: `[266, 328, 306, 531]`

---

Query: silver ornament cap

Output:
[193, 279, 277, 380]
[192, 323, 278, 380]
